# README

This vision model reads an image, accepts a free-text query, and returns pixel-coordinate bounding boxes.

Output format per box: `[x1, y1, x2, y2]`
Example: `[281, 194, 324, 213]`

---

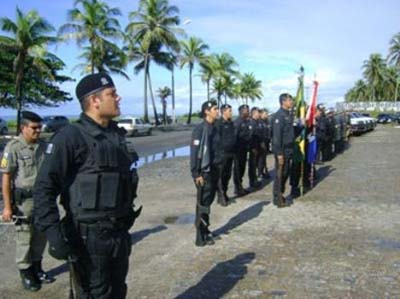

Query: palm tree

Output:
[180, 36, 209, 124]
[128, 41, 171, 125]
[166, 53, 179, 123]
[388, 33, 400, 69]
[210, 52, 239, 107]
[157, 86, 171, 125]
[353, 79, 369, 102]
[237, 73, 263, 105]
[362, 53, 386, 101]
[0, 8, 56, 132]
[59, 0, 123, 74]
[199, 55, 218, 101]
[126, 0, 183, 123]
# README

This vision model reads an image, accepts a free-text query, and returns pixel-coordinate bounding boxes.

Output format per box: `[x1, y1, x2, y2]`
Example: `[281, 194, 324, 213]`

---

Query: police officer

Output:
[315, 104, 326, 163]
[190, 100, 222, 246]
[216, 104, 236, 206]
[258, 109, 271, 179]
[1, 111, 55, 291]
[248, 107, 262, 189]
[325, 108, 336, 161]
[233, 104, 252, 196]
[272, 93, 295, 207]
[33, 73, 140, 298]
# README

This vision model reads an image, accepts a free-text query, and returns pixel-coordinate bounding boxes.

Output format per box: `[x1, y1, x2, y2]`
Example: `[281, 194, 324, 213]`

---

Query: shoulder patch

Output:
[193, 139, 200, 146]
[46, 143, 54, 154]
[1, 153, 8, 168]
[275, 119, 279, 124]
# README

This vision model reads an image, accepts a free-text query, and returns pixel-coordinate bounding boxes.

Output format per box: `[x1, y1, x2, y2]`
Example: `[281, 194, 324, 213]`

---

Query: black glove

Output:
[46, 225, 71, 260]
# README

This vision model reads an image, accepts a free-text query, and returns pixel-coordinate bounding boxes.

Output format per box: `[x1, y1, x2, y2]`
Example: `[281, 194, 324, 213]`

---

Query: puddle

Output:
[164, 213, 195, 225]
[374, 239, 400, 250]
[135, 145, 190, 168]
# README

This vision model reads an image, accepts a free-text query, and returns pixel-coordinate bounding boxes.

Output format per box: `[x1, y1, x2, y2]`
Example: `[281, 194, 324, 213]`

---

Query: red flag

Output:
[306, 81, 319, 127]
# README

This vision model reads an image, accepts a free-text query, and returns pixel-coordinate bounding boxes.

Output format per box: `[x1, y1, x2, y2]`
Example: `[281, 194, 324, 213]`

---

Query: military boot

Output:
[217, 191, 229, 207]
[32, 261, 56, 284]
[20, 268, 41, 291]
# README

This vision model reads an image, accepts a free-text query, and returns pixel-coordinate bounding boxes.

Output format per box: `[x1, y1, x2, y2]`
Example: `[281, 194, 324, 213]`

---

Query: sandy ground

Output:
[1, 125, 400, 298]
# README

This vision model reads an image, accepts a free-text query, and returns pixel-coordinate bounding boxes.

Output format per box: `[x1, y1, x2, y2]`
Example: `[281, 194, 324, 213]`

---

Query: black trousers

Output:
[72, 223, 132, 299]
[273, 154, 292, 203]
[290, 161, 311, 190]
[257, 146, 268, 176]
[233, 148, 248, 191]
[195, 168, 218, 244]
[218, 153, 234, 194]
[248, 148, 259, 186]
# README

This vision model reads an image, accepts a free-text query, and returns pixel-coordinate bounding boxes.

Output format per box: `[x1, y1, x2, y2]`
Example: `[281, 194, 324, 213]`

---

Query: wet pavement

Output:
[0, 125, 400, 298]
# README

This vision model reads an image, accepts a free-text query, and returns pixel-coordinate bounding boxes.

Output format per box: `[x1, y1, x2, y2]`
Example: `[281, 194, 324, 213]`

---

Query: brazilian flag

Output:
[293, 66, 306, 163]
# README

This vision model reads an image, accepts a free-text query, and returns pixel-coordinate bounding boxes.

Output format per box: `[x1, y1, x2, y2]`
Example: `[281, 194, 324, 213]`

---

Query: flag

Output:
[306, 81, 319, 164]
[293, 66, 306, 163]
[306, 81, 319, 128]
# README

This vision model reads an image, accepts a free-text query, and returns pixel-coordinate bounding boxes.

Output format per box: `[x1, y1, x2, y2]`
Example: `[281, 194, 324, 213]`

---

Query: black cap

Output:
[75, 73, 115, 101]
[200, 100, 217, 118]
[220, 104, 232, 110]
[21, 111, 42, 122]
[238, 104, 249, 112]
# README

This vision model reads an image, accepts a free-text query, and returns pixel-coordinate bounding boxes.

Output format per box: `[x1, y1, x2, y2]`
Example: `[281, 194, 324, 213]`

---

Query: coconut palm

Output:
[59, 0, 123, 74]
[180, 37, 209, 124]
[237, 73, 263, 105]
[128, 41, 171, 125]
[157, 86, 171, 125]
[0, 8, 57, 132]
[353, 79, 369, 102]
[199, 55, 218, 101]
[388, 33, 400, 69]
[165, 53, 179, 123]
[363, 53, 387, 101]
[126, 0, 183, 122]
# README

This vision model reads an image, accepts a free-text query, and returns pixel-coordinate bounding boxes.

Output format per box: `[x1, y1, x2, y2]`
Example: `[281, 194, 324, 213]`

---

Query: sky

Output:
[1, 0, 400, 118]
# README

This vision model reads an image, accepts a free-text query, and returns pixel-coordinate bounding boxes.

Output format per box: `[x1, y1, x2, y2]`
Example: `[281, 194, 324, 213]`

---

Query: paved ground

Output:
[0, 125, 400, 298]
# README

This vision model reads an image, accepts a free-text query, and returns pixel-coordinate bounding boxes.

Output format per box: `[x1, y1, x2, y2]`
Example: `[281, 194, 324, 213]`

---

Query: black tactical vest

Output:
[68, 121, 137, 221]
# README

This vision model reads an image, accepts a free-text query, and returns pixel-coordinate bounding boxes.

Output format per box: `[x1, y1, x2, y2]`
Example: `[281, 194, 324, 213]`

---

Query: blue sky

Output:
[1, 0, 400, 118]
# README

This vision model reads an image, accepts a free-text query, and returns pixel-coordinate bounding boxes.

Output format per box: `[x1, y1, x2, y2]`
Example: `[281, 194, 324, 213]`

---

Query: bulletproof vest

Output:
[218, 119, 236, 153]
[68, 121, 136, 221]
[236, 118, 252, 143]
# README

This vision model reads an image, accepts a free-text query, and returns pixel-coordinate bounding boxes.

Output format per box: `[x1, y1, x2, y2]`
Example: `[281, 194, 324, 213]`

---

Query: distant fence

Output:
[336, 101, 400, 112]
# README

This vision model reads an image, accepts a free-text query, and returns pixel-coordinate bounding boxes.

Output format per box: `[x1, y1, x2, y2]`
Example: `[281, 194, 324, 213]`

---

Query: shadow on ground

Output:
[214, 201, 268, 236]
[47, 225, 168, 278]
[175, 252, 255, 299]
[131, 224, 168, 245]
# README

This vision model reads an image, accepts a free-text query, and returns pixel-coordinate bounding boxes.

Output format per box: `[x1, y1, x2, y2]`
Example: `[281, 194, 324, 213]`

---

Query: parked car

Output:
[349, 112, 376, 134]
[41, 116, 69, 132]
[0, 118, 8, 135]
[117, 117, 153, 136]
[376, 114, 394, 124]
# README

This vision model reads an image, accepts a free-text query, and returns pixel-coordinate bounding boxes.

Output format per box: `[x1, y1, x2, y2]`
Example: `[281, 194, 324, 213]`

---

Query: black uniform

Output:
[34, 113, 139, 298]
[271, 107, 294, 206]
[324, 115, 335, 161]
[258, 118, 271, 178]
[315, 114, 326, 162]
[248, 118, 262, 188]
[216, 117, 236, 205]
[233, 117, 252, 194]
[190, 120, 222, 246]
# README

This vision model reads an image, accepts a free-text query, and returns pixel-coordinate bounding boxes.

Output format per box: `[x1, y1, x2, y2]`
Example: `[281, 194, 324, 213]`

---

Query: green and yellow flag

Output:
[293, 66, 306, 163]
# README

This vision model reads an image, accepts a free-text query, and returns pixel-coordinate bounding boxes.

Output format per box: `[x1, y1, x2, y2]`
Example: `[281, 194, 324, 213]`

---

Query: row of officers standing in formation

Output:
[0, 72, 351, 298]
[190, 94, 350, 247]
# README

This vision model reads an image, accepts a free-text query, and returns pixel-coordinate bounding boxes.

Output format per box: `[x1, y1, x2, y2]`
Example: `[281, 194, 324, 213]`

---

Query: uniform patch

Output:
[275, 119, 279, 124]
[1, 153, 8, 168]
[46, 143, 54, 154]
[193, 139, 200, 146]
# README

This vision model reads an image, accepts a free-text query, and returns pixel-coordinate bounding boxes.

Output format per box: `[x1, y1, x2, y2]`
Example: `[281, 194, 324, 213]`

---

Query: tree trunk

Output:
[143, 56, 149, 123]
[171, 66, 176, 123]
[187, 65, 193, 124]
[147, 72, 160, 126]
[207, 79, 210, 101]
[14, 51, 26, 135]
[163, 100, 167, 126]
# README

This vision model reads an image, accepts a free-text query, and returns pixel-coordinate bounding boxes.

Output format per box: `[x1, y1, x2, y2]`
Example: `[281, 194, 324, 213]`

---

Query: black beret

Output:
[21, 111, 42, 122]
[200, 100, 217, 117]
[238, 104, 249, 112]
[220, 104, 232, 110]
[75, 73, 115, 101]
